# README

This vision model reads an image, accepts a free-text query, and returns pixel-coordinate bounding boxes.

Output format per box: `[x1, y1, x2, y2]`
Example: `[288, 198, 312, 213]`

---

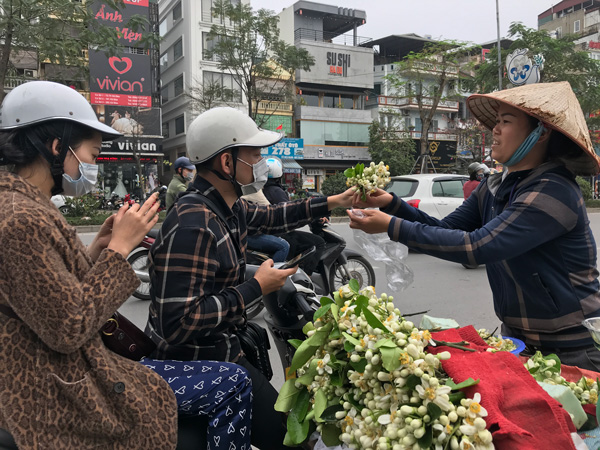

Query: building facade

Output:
[278, 1, 374, 190]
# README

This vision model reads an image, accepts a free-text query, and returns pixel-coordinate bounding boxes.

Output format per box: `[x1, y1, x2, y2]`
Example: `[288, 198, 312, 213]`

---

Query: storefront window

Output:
[98, 159, 161, 199]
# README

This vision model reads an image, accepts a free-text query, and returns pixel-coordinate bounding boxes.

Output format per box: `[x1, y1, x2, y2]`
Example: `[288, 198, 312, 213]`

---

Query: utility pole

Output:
[496, 0, 503, 90]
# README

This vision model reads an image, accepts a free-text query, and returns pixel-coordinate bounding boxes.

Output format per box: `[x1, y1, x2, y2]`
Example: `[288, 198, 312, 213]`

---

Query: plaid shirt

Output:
[146, 176, 329, 362]
[385, 162, 600, 350]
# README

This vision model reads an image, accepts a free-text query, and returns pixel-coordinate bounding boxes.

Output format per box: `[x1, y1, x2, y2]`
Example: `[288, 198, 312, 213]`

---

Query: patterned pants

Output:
[141, 358, 253, 450]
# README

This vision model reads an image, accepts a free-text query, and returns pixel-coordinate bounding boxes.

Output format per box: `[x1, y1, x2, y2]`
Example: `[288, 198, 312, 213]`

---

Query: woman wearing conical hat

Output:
[349, 81, 600, 371]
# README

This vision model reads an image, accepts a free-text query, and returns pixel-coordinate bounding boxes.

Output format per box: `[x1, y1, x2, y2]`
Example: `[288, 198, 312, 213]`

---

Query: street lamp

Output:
[496, 0, 503, 90]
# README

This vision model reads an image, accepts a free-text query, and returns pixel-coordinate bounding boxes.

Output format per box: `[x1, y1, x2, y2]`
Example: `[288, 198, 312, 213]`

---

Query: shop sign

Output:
[589, 41, 600, 49]
[90, 0, 149, 46]
[89, 50, 152, 107]
[101, 137, 162, 153]
[506, 48, 544, 86]
[327, 52, 351, 77]
[261, 138, 304, 160]
[302, 176, 316, 189]
[92, 105, 161, 137]
[306, 169, 324, 176]
[414, 139, 457, 171]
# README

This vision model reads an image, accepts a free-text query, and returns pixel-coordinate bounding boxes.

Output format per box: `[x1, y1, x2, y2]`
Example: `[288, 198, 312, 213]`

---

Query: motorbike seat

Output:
[0, 416, 208, 450]
[147, 228, 159, 239]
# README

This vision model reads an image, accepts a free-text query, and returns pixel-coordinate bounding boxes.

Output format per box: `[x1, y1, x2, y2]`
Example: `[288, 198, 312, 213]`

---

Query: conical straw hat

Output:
[467, 81, 600, 175]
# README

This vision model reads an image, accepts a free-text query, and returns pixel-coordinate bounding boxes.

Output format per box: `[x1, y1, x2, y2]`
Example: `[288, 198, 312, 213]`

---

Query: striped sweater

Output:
[386, 162, 600, 349]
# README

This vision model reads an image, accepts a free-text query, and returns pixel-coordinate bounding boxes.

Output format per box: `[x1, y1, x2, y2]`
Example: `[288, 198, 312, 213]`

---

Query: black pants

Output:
[237, 357, 292, 450]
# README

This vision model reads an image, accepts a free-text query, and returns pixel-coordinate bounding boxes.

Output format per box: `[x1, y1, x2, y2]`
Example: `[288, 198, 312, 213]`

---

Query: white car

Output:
[51, 195, 72, 215]
[384, 174, 469, 219]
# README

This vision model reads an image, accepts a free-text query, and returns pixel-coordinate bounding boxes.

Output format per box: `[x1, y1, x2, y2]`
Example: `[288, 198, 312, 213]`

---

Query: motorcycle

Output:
[127, 229, 157, 301]
[246, 219, 376, 319]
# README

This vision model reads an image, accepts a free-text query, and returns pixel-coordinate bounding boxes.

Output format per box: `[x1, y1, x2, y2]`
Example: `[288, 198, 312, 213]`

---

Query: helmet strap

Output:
[208, 148, 243, 197]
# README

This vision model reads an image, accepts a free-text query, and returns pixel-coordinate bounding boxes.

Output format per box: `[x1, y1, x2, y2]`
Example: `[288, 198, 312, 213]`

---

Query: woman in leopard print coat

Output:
[0, 82, 178, 449]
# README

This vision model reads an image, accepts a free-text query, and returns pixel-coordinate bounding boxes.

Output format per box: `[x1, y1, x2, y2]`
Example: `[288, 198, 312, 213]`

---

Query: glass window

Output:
[203, 70, 242, 103]
[385, 179, 417, 197]
[173, 38, 183, 61]
[299, 91, 319, 107]
[574, 20, 580, 32]
[172, 2, 182, 21]
[162, 122, 169, 138]
[174, 75, 184, 97]
[175, 115, 185, 135]
[432, 180, 464, 198]
[161, 85, 169, 104]
[301, 121, 368, 146]
[160, 52, 169, 70]
[159, 19, 168, 37]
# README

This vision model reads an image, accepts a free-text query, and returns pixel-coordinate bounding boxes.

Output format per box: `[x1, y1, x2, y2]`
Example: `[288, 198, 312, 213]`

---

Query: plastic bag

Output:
[352, 228, 413, 292]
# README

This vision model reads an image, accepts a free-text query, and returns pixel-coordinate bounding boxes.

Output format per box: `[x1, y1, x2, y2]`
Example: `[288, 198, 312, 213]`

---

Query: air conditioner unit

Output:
[24, 69, 36, 77]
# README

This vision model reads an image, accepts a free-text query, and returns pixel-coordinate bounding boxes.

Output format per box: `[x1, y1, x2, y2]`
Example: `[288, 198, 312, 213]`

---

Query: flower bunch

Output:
[345, 162, 391, 200]
[275, 281, 494, 449]
[476, 329, 517, 353]
[525, 351, 598, 406]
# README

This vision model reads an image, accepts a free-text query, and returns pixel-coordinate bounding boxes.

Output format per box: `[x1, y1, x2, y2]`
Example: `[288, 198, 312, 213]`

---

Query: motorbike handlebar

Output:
[294, 293, 315, 322]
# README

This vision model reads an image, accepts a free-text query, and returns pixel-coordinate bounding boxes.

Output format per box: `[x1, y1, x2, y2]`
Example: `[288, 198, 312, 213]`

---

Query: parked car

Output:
[384, 174, 469, 219]
[51, 195, 72, 215]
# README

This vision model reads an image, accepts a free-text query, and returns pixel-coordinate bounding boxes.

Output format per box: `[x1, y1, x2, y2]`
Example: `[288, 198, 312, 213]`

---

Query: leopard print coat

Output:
[0, 172, 178, 449]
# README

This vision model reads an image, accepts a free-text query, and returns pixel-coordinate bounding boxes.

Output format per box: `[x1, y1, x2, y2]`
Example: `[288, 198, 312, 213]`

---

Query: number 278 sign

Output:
[261, 138, 304, 160]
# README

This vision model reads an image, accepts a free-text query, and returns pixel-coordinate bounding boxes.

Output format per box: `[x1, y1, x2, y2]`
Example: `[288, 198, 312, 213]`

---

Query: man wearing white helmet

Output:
[147, 107, 354, 449]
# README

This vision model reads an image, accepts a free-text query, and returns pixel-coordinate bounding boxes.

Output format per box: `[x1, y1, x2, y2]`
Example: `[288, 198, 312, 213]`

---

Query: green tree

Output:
[205, 0, 315, 124]
[468, 23, 600, 141]
[368, 121, 416, 176]
[321, 172, 347, 196]
[0, 0, 153, 102]
[385, 40, 477, 172]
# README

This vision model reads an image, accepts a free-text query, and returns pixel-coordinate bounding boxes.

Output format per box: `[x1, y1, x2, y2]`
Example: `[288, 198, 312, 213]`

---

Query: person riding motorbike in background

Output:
[262, 156, 326, 275]
[146, 107, 355, 449]
[166, 156, 195, 209]
[463, 162, 490, 199]
[0, 81, 178, 449]
[348, 81, 600, 372]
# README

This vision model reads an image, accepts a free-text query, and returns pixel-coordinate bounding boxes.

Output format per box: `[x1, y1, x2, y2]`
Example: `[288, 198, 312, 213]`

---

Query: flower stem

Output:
[432, 339, 477, 352]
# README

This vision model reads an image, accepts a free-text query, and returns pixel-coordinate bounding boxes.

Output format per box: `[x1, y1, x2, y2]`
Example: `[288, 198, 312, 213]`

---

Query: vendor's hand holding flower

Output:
[347, 208, 392, 234]
[327, 187, 356, 210]
[352, 188, 393, 209]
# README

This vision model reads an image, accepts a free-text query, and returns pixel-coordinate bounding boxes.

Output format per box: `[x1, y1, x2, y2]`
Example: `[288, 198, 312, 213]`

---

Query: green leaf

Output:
[288, 339, 303, 349]
[362, 306, 389, 332]
[330, 370, 344, 386]
[329, 326, 342, 340]
[344, 168, 355, 178]
[314, 389, 328, 422]
[321, 423, 342, 447]
[274, 379, 301, 412]
[288, 339, 319, 374]
[375, 338, 398, 349]
[342, 332, 361, 346]
[320, 297, 334, 306]
[380, 346, 403, 372]
[283, 431, 296, 448]
[349, 279, 360, 293]
[320, 404, 345, 422]
[427, 403, 442, 422]
[350, 358, 368, 373]
[314, 303, 332, 320]
[445, 378, 480, 390]
[302, 321, 315, 335]
[333, 291, 344, 307]
[416, 425, 433, 449]
[405, 375, 421, 391]
[306, 323, 334, 347]
[287, 410, 310, 445]
[449, 392, 465, 404]
[294, 388, 311, 422]
[330, 304, 340, 322]
[344, 340, 356, 352]
[296, 360, 319, 386]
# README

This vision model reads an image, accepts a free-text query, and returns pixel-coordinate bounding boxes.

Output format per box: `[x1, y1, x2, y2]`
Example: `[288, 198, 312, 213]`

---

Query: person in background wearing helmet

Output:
[348, 82, 600, 371]
[147, 107, 355, 449]
[262, 155, 326, 275]
[463, 162, 489, 200]
[165, 156, 195, 209]
[0, 81, 177, 448]
[0, 82, 254, 450]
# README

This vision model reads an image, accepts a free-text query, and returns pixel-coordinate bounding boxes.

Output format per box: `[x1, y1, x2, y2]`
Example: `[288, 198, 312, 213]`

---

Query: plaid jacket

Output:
[385, 162, 600, 350]
[146, 176, 329, 362]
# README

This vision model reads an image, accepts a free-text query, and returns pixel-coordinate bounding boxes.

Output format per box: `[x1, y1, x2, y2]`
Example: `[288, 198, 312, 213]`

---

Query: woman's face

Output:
[63, 132, 102, 179]
[491, 104, 534, 164]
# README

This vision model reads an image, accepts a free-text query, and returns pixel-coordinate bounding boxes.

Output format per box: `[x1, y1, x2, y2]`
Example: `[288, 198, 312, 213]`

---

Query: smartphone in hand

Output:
[279, 246, 316, 270]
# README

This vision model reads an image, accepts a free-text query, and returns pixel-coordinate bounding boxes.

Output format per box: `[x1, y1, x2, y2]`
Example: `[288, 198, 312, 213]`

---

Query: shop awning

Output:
[282, 159, 303, 174]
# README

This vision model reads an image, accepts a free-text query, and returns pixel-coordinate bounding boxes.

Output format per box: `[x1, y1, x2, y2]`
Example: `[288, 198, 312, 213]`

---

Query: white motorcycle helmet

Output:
[266, 156, 283, 179]
[0, 81, 122, 195]
[186, 107, 282, 164]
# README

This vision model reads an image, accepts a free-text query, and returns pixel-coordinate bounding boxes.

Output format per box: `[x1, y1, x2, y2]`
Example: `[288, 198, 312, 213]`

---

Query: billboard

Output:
[90, 0, 149, 46]
[415, 139, 457, 171]
[261, 138, 304, 160]
[89, 50, 152, 107]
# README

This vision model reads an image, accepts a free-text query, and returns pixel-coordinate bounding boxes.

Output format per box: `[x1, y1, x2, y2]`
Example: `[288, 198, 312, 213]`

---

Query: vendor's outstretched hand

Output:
[327, 187, 356, 210]
[352, 188, 393, 209]
[347, 208, 392, 234]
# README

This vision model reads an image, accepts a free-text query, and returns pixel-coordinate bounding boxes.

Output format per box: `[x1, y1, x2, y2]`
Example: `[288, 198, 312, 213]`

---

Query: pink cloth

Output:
[431, 326, 576, 450]
[463, 180, 480, 199]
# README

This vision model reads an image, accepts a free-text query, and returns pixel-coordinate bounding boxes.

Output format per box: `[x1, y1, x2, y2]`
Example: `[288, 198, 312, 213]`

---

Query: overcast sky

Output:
[249, 0, 559, 44]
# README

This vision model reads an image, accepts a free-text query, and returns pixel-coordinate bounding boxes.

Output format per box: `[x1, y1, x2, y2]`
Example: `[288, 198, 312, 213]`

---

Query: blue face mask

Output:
[62, 147, 99, 197]
[503, 122, 547, 167]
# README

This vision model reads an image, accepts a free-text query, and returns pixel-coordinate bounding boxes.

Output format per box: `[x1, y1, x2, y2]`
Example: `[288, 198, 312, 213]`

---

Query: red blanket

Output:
[431, 326, 576, 450]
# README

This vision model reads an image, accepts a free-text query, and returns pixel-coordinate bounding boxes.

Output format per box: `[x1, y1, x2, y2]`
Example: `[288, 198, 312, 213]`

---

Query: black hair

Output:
[546, 129, 581, 162]
[469, 171, 478, 181]
[0, 120, 96, 169]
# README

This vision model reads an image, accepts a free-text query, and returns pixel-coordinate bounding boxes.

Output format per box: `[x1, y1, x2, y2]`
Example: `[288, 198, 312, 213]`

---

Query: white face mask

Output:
[62, 147, 99, 197]
[237, 157, 268, 195]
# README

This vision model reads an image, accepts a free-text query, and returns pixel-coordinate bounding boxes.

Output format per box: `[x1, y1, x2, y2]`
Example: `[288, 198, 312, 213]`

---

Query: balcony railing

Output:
[386, 129, 458, 141]
[294, 28, 372, 46]
[372, 95, 459, 111]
